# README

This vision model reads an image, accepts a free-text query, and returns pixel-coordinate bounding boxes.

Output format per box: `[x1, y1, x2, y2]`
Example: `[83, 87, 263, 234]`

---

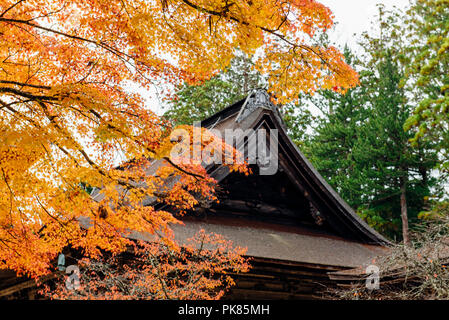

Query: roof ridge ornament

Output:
[235, 89, 275, 123]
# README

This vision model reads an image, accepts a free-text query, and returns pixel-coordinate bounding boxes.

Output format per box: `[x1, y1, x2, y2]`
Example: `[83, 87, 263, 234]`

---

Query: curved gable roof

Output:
[200, 90, 389, 245]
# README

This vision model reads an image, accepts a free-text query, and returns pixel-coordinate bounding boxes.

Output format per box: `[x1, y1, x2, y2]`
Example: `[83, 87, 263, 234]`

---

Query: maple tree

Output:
[43, 230, 249, 300]
[0, 0, 359, 292]
[164, 52, 265, 126]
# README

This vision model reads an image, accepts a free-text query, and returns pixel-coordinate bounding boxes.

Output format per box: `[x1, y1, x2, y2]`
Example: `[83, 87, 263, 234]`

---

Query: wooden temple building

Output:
[0, 89, 390, 299]
[163, 89, 390, 299]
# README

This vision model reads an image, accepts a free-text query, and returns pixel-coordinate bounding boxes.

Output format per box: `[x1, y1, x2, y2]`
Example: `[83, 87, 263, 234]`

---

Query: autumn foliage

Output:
[42, 230, 249, 300]
[0, 0, 358, 296]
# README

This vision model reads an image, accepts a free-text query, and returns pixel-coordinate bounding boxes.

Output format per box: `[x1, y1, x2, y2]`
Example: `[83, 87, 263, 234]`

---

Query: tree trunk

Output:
[400, 175, 410, 246]
[243, 69, 249, 94]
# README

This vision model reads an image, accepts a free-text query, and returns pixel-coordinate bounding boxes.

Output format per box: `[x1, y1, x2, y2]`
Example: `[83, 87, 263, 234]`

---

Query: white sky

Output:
[321, 0, 410, 49]
[142, 0, 412, 115]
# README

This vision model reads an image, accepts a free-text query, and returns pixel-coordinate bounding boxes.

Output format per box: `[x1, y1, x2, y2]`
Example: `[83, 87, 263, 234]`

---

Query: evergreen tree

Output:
[354, 50, 438, 242]
[303, 8, 439, 242]
[302, 47, 368, 208]
[403, 0, 449, 173]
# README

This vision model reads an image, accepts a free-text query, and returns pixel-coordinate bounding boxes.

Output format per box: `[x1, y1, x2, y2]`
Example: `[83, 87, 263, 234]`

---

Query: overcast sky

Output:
[321, 0, 410, 49]
[145, 1, 412, 115]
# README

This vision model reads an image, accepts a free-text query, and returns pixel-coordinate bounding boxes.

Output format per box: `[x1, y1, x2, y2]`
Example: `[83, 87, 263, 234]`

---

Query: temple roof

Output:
[197, 89, 389, 246]
[90, 89, 390, 269]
